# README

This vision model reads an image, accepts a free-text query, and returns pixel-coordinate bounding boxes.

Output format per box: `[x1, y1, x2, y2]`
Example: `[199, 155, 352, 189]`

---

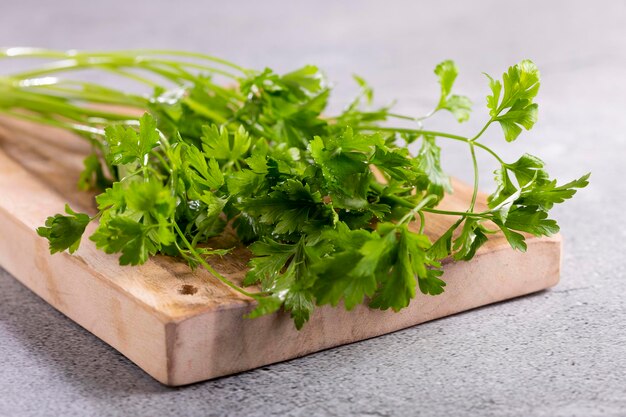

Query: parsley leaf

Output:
[416, 136, 452, 196]
[369, 224, 444, 311]
[517, 173, 590, 211]
[184, 145, 224, 192]
[246, 237, 322, 329]
[503, 206, 559, 236]
[312, 223, 378, 310]
[453, 218, 489, 261]
[309, 128, 375, 209]
[242, 179, 334, 235]
[104, 113, 159, 165]
[37, 204, 90, 254]
[201, 124, 251, 167]
[90, 216, 159, 266]
[434, 60, 472, 122]
[486, 60, 540, 141]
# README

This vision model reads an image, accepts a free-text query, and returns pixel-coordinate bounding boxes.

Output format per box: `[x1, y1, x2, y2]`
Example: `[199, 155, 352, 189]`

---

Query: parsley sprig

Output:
[0, 48, 589, 329]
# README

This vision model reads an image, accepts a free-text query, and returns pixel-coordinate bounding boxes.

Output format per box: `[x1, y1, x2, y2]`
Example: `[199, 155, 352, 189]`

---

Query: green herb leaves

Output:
[104, 113, 160, 165]
[247, 221, 445, 327]
[201, 124, 251, 168]
[37, 205, 91, 254]
[486, 60, 540, 141]
[367, 223, 444, 310]
[243, 179, 333, 235]
[435, 60, 472, 122]
[90, 217, 159, 265]
[91, 180, 176, 265]
[6, 50, 586, 330]
[416, 136, 452, 196]
[309, 128, 375, 210]
[488, 153, 590, 251]
[245, 237, 320, 329]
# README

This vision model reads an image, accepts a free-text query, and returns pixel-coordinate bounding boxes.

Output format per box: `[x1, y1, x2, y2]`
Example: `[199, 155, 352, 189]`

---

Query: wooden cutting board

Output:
[0, 117, 561, 386]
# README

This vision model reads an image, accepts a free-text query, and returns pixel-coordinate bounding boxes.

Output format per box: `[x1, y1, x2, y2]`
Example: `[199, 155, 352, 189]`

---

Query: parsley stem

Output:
[1, 48, 244, 79]
[141, 57, 238, 79]
[358, 125, 467, 142]
[468, 142, 479, 212]
[398, 194, 438, 225]
[418, 211, 426, 234]
[370, 182, 489, 218]
[118, 49, 250, 74]
[184, 97, 229, 124]
[5, 77, 149, 108]
[472, 141, 503, 163]
[356, 125, 505, 164]
[388, 110, 438, 124]
[152, 152, 172, 172]
[386, 112, 417, 121]
[0, 87, 139, 121]
[470, 119, 493, 142]
[1, 48, 249, 74]
[173, 223, 258, 299]
[422, 208, 488, 218]
[0, 109, 104, 139]
[89, 212, 102, 222]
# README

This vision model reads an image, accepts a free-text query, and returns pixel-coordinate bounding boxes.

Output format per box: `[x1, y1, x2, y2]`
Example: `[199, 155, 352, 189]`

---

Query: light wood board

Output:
[0, 117, 561, 386]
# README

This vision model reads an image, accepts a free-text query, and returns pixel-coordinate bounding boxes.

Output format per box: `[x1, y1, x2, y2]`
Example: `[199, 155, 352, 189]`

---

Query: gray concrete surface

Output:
[1, 1, 625, 416]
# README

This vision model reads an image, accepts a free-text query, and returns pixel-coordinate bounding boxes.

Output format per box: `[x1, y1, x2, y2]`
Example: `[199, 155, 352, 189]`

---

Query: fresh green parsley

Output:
[1, 48, 589, 329]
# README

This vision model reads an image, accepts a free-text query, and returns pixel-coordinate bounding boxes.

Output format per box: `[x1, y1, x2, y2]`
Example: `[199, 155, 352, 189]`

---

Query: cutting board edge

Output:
[0, 202, 173, 383]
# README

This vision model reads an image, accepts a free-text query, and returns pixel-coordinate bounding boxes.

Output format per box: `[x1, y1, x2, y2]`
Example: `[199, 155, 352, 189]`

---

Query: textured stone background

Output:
[1, 1, 625, 416]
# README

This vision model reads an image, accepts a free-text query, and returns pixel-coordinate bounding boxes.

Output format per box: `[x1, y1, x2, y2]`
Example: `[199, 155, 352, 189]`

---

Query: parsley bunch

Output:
[0, 48, 588, 329]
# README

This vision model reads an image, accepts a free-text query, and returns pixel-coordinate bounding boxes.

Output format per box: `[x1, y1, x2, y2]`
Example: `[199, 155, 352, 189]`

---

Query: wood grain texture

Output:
[0, 118, 561, 386]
